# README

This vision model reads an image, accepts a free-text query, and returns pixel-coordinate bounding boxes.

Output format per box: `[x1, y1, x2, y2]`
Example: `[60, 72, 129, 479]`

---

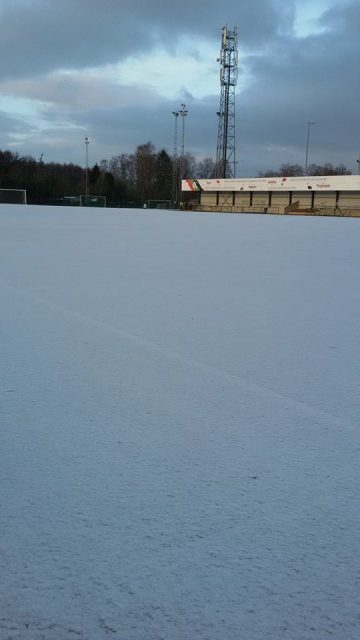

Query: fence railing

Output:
[187, 205, 280, 214]
[184, 204, 360, 217]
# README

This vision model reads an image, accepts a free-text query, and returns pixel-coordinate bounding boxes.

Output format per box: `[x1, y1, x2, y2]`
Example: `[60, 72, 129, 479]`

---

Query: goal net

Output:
[0, 189, 27, 204]
[80, 195, 107, 208]
[147, 199, 171, 209]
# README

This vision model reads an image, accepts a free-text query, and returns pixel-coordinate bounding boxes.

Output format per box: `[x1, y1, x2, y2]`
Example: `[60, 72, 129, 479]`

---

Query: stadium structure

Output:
[181, 175, 360, 217]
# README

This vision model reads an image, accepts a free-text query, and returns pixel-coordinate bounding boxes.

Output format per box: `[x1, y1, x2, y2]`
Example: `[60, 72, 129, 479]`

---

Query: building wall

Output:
[234, 192, 251, 207]
[271, 192, 290, 210]
[252, 192, 268, 208]
[337, 191, 360, 211]
[183, 187, 360, 215]
[313, 192, 337, 208]
[218, 192, 233, 206]
[293, 191, 313, 207]
[200, 192, 217, 207]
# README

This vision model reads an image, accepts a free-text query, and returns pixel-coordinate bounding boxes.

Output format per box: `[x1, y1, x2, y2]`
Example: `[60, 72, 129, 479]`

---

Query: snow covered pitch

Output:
[1, 205, 360, 639]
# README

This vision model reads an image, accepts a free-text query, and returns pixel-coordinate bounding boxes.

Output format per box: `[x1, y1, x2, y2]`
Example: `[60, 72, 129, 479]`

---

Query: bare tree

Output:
[135, 142, 156, 204]
[258, 162, 351, 177]
[196, 157, 216, 178]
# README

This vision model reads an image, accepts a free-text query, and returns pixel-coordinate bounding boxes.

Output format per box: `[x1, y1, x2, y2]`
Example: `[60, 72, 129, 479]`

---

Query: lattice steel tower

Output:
[215, 25, 238, 178]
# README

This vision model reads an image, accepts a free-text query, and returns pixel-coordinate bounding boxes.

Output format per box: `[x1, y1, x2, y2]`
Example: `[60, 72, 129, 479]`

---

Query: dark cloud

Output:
[0, 109, 36, 139]
[0, 0, 359, 175]
[0, 0, 289, 80]
[235, 1, 360, 171]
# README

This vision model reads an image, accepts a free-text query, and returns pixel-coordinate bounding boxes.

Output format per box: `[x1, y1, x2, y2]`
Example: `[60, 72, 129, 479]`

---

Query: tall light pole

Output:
[171, 111, 179, 207]
[179, 103, 188, 177]
[85, 136, 89, 204]
[305, 121, 315, 176]
[179, 104, 188, 209]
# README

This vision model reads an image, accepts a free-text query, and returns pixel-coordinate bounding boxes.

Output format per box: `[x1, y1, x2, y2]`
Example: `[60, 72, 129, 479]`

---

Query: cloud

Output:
[0, 0, 290, 80]
[219, 0, 359, 173]
[0, 0, 359, 175]
[0, 71, 163, 110]
[0, 109, 36, 140]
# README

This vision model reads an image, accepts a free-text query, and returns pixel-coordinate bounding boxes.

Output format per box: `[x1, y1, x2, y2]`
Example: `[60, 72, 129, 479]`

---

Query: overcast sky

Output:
[0, 0, 359, 175]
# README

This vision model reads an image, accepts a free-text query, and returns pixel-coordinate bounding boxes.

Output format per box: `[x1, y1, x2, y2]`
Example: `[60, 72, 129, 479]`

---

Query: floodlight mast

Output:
[215, 25, 238, 179]
[85, 136, 89, 203]
[179, 103, 188, 180]
[171, 111, 179, 206]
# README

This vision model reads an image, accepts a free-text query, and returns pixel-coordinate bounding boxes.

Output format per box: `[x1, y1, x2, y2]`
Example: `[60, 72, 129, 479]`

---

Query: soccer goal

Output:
[80, 195, 106, 207]
[0, 188, 27, 204]
[147, 199, 171, 209]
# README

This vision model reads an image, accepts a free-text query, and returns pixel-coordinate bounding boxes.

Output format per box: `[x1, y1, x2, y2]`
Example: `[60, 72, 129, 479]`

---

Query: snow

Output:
[1, 205, 360, 639]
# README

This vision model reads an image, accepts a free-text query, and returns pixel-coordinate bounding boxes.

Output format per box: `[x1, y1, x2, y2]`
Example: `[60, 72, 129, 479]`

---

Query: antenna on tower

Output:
[215, 25, 238, 178]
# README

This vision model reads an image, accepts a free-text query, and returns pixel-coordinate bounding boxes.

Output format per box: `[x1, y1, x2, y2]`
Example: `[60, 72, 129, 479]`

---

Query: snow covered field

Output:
[1, 205, 360, 640]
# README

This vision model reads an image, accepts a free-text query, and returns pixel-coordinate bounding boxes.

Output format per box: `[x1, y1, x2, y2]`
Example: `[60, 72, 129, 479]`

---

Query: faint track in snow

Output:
[1, 281, 357, 432]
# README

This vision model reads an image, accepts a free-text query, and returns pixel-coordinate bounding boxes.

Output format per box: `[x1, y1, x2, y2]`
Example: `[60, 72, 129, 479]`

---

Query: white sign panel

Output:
[182, 176, 360, 193]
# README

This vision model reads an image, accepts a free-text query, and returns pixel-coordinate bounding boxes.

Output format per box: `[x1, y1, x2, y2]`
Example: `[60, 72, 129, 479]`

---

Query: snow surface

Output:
[1, 205, 360, 640]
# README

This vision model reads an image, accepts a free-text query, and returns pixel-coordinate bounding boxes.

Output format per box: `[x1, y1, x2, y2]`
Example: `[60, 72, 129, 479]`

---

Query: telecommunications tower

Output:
[215, 25, 238, 178]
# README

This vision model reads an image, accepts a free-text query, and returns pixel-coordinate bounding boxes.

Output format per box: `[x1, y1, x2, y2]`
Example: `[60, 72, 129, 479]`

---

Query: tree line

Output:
[258, 162, 351, 177]
[0, 144, 216, 207]
[0, 147, 352, 207]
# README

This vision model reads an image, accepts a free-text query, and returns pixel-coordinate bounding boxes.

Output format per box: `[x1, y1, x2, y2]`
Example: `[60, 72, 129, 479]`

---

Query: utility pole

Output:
[179, 104, 188, 208]
[171, 112, 179, 207]
[179, 103, 188, 179]
[85, 136, 89, 204]
[305, 122, 315, 176]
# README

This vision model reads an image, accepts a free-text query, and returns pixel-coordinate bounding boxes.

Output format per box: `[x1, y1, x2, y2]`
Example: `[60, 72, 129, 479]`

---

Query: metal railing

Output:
[184, 203, 360, 217]
[187, 204, 280, 214]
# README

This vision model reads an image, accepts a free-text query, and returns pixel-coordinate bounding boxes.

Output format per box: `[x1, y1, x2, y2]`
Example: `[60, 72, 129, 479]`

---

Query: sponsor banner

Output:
[182, 176, 360, 192]
[184, 179, 203, 192]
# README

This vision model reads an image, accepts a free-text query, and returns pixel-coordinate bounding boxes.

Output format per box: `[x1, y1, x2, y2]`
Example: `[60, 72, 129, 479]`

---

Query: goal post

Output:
[147, 199, 171, 209]
[0, 189, 27, 204]
[80, 195, 106, 208]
